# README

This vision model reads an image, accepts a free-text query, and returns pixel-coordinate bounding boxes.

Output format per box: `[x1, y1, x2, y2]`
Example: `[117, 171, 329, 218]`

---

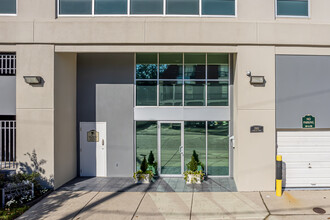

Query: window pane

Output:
[131, 0, 163, 14]
[184, 81, 205, 106]
[184, 121, 206, 171]
[202, 0, 235, 15]
[184, 53, 206, 79]
[277, 0, 308, 16]
[159, 81, 183, 106]
[0, 0, 16, 14]
[159, 53, 183, 79]
[167, 0, 199, 15]
[207, 81, 228, 106]
[207, 54, 229, 80]
[136, 53, 157, 79]
[59, 0, 92, 14]
[207, 121, 229, 176]
[136, 121, 157, 171]
[136, 81, 157, 106]
[95, 0, 127, 14]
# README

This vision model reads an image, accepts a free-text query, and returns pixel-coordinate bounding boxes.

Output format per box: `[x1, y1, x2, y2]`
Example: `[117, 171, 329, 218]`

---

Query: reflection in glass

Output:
[136, 121, 157, 171]
[202, 0, 235, 15]
[184, 121, 206, 171]
[0, 0, 16, 14]
[207, 54, 229, 80]
[166, 0, 199, 15]
[95, 0, 127, 14]
[277, 0, 308, 16]
[161, 123, 182, 174]
[159, 81, 183, 106]
[207, 81, 229, 106]
[207, 121, 229, 176]
[136, 81, 157, 106]
[184, 53, 206, 79]
[131, 0, 163, 14]
[159, 53, 183, 79]
[136, 53, 157, 79]
[184, 81, 205, 106]
[59, 0, 92, 14]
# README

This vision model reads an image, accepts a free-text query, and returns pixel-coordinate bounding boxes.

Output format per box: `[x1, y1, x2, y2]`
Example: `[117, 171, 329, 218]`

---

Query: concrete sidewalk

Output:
[18, 189, 330, 219]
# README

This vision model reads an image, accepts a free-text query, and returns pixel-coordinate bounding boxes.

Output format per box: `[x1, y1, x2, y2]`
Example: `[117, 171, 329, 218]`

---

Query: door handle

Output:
[102, 139, 104, 146]
[179, 146, 184, 154]
[229, 136, 235, 149]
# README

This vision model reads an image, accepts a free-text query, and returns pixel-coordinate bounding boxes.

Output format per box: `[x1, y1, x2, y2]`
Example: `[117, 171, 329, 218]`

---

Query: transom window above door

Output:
[276, 0, 309, 17]
[58, 0, 236, 16]
[135, 53, 230, 107]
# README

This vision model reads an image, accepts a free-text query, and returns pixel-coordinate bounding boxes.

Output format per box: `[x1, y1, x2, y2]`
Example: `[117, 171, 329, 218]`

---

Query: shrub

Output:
[148, 151, 155, 165]
[140, 156, 148, 173]
[192, 150, 200, 163]
[187, 155, 198, 172]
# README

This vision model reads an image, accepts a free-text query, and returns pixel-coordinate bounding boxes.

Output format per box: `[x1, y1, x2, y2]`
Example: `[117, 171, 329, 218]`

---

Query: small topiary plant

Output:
[187, 155, 198, 172]
[140, 156, 148, 173]
[192, 150, 200, 163]
[148, 151, 155, 165]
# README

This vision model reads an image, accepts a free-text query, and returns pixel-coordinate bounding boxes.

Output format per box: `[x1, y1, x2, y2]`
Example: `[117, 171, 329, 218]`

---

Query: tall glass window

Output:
[0, 0, 16, 14]
[136, 121, 157, 171]
[135, 53, 230, 107]
[95, 0, 127, 14]
[202, 0, 235, 16]
[184, 121, 206, 171]
[207, 121, 229, 176]
[59, 0, 92, 15]
[277, 0, 308, 17]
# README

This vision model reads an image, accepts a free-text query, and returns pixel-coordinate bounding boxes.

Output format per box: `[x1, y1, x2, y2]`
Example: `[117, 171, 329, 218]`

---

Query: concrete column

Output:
[234, 46, 276, 191]
[16, 45, 55, 187]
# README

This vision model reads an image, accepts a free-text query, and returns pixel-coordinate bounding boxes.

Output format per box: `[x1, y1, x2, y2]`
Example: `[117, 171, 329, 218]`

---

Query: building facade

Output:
[1, 0, 330, 191]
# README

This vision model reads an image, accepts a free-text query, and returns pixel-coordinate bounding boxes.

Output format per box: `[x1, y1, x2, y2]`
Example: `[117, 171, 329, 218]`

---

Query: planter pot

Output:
[135, 174, 151, 184]
[186, 174, 202, 184]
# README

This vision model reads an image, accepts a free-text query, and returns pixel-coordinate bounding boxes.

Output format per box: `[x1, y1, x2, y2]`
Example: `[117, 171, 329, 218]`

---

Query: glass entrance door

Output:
[158, 122, 184, 176]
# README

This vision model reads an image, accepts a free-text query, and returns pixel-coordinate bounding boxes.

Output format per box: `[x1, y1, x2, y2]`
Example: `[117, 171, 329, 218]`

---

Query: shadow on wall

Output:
[19, 149, 54, 188]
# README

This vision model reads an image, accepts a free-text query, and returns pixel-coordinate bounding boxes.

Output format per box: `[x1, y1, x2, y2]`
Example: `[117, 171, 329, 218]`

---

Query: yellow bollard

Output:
[276, 155, 282, 197]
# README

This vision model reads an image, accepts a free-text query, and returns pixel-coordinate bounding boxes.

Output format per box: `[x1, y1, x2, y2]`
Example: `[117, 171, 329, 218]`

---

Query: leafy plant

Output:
[192, 150, 200, 163]
[133, 170, 154, 181]
[183, 170, 204, 183]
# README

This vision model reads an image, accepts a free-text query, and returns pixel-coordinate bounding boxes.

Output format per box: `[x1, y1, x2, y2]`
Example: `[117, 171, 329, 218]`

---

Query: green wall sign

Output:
[302, 115, 315, 128]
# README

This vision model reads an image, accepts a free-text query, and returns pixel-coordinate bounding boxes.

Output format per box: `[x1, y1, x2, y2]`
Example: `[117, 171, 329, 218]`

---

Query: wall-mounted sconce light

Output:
[23, 76, 42, 85]
[246, 71, 265, 85]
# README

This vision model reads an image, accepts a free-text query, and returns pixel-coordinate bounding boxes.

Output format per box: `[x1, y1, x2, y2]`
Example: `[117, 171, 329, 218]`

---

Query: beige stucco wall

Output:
[54, 53, 77, 189]
[16, 45, 55, 187]
[234, 46, 276, 191]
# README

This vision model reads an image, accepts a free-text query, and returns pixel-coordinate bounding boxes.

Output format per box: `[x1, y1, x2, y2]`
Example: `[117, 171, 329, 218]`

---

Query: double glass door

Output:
[158, 121, 184, 176]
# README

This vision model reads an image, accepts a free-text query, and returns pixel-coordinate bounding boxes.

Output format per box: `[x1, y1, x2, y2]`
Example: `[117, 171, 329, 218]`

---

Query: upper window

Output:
[0, 0, 16, 15]
[58, 0, 235, 16]
[0, 54, 16, 75]
[135, 53, 230, 107]
[276, 0, 309, 17]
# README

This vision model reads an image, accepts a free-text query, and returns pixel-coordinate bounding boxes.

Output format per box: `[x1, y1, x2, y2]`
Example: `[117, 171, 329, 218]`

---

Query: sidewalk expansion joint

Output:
[259, 191, 271, 220]
[131, 190, 148, 220]
[190, 186, 195, 220]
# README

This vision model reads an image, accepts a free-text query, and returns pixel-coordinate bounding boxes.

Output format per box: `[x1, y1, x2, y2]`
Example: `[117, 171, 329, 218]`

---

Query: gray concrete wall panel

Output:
[77, 53, 134, 177]
[276, 55, 330, 129]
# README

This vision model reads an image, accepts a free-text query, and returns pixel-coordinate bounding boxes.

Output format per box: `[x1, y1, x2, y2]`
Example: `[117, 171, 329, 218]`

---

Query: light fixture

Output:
[23, 76, 42, 84]
[250, 76, 265, 84]
[246, 71, 265, 84]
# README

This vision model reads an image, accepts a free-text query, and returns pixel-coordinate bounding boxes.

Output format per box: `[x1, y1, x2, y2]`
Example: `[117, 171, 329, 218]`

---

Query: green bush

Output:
[192, 150, 200, 163]
[148, 151, 155, 165]
[187, 155, 198, 172]
[140, 156, 148, 173]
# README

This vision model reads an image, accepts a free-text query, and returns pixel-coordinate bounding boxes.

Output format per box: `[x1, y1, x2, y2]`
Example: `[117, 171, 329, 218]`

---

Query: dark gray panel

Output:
[276, 55, 330, 129]
[0, 76, 16, 115]
[77, 53, 134, 177]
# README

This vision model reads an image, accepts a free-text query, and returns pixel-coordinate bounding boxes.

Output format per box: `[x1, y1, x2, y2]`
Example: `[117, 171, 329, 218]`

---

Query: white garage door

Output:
[277, 131, 330, 188]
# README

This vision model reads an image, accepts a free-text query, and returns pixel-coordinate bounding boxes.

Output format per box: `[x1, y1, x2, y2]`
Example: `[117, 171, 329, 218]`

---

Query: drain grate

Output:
[313, 207, 326, 214]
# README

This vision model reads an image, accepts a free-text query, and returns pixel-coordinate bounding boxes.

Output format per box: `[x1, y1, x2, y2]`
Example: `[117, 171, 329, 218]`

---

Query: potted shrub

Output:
[192, 150, 205, 172]
[184, 152, 204, 184]
[147, 151, 157, 175]
[133, 156, 154, 183]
